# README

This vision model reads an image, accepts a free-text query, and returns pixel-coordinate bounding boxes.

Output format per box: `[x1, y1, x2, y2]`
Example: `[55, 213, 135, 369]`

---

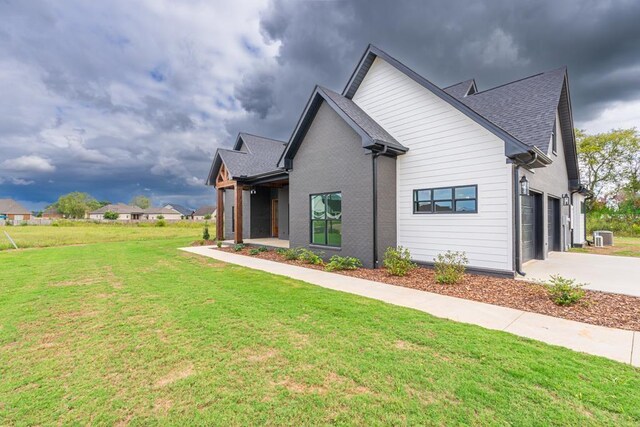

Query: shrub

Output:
[157, 215, 164, 220]
[257, 246, 268, 252]
[278, 248, 300, 260]
[103, 211, 119, 220]
[546, 275, 586, 306]
[204, 214, 212, 220]
[297, 248, 324, 265]
[216, 240, 222, 248]
[325, 255, 362, 271]
[233, 243, 245, 252]
[434, 251, 468, 284]
[202, 223, 210, 240]
[20, 221, 28, 226]
[383, 246, 417, 276]
[155, 219, 167, 227]
[248, 248, 260, 256]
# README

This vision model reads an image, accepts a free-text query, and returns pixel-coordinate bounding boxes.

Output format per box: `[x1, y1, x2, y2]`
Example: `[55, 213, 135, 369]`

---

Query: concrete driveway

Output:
[523, 252, 640, 297]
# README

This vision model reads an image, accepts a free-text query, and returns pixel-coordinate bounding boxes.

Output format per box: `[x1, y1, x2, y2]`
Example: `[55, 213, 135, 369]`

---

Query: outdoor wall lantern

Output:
[519, 176, 530, 196]
[250, 188, 257, 195]
[562, 193, 570, 206]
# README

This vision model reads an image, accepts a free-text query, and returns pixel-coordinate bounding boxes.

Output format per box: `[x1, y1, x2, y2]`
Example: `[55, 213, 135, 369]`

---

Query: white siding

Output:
[352, 57, 513, 272]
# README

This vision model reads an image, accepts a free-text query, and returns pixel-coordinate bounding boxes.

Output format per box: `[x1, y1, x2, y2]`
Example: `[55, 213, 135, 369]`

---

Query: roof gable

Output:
[443, 79, 477, 98]
[278, 85, 407, 169]
[0, 199, 30, 215]
[206, 133, 286, 185]
[343, 45, 531, 157]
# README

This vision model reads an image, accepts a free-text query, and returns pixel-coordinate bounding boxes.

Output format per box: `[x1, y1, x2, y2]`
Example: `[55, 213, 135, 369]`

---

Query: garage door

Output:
[522, 195, 536, 262]
[548, 197, 560, 252]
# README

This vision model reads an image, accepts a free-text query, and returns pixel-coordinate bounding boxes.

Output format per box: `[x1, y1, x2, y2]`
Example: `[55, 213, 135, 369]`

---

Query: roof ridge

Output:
[239, 132, 286, 144]
[442, 78, 475, 90]
[472, 67, 566, 95]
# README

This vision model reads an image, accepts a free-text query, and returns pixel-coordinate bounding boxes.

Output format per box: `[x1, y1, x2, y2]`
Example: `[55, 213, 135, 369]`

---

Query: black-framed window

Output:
[551, 120, 557, 154]
[413, 185, 477, 214]
[310, 192, 342, 247]
[231, 206, 235, 232]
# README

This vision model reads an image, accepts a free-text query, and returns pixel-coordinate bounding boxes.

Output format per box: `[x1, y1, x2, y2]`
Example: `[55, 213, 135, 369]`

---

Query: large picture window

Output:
[310, 192, 342, 247]
[413, 185, 477, 214]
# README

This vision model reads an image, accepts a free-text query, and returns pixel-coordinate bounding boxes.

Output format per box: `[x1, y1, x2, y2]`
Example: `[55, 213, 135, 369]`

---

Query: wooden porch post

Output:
[234, 183, 243, 244]
[216, 187, 224, 240]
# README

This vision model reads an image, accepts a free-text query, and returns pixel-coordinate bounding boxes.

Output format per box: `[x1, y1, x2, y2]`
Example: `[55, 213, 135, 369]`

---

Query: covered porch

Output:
[222, 238, 290, 249]
[215, 163, 289, 244]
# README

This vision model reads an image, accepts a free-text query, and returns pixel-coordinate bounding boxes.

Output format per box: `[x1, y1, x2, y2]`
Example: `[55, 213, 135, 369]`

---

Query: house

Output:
[89, 203, 144, 220]
[42, 205, 64, 219]
[163, 203, 194, 219]
[143, 207, 182, 221]
[206, 44, 589, 277]
[193, 205, 217, 221]
[0, 199, 31, 221]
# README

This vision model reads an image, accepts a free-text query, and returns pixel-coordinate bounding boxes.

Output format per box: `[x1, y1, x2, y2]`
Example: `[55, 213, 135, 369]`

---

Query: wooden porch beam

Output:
[234, 183, 243, 244]
[216, 187, 224, 240]
[216, 180, 236, 188]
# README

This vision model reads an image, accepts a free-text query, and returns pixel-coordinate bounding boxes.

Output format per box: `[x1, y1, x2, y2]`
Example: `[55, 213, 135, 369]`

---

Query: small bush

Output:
[383, 246, 417, 276]
[434, 251, 468, 284]
[248, 248, 260, 256]
[20, 221, 28, 226]
[216, 240, 222, 248]
[103, 211, 119, 220]
[233, 243, 245, 252]
[278, 248, 300, 260]
[297, 248, 324, 265]
[204, 214, 212, 220]
[257, 246, 268, 252]
[546, 275, 586, 306]
[155, 219, 167, 227]
[325, 255, 362, 271]
[157, 215, 164, 220]
[202, 223, 210, 240]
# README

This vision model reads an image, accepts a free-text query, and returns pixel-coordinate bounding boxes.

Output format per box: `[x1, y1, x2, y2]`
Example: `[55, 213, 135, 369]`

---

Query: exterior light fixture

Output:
[562, 193, 570, 206]
[250, 188, 257, 195]
[519, 176, 530, 196]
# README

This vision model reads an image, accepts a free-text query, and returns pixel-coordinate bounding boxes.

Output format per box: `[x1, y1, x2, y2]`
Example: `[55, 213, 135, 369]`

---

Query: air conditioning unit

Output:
[593, 230, 614, 246]
[594, 235, 603, 247]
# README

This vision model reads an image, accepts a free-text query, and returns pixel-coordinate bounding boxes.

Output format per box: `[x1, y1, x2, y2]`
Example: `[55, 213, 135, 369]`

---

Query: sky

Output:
[1, 0, 639, 211]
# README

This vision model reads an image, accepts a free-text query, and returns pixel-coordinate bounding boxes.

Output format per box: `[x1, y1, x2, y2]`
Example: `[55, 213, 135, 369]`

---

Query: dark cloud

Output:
[229, 0, 640, 142]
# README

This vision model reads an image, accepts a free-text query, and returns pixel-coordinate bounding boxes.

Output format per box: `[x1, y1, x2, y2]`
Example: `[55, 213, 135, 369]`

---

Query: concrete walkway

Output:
[524, 252, 640, 297]
[181, 246, 639, 367]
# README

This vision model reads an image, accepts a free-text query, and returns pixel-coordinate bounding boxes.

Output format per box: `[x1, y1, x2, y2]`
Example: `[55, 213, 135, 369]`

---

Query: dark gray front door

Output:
[548, 197, 560, 252]
[522, 192, 542, 262]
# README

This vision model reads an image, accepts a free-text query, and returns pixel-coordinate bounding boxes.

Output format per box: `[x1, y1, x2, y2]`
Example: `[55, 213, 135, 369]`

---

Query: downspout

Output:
[372, 144, 389, 269]
[513, 152, 538, 277]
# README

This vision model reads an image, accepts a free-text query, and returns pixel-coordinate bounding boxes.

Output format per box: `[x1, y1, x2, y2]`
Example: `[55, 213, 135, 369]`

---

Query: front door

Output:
[547, 197, 560, 252]
[271, 199, 279, 237]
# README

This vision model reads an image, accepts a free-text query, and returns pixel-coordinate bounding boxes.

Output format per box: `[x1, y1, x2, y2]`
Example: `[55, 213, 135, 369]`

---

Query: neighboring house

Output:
[163, 203, 194, 219]
[89, 204, 144, 220]
[0, 199, 31, 221]
[143, 207, 182, 221]
[193, 205, 217, 221]
[206, 44, 589, 277]
[42, 206, 64, 219]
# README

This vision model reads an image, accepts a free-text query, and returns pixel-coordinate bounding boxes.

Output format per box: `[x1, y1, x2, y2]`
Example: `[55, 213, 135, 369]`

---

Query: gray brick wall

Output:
[289, 101, 393, 268]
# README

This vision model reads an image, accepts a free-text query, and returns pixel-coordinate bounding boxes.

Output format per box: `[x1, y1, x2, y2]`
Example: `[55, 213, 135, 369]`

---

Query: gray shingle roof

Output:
[446, 68, 566, 153]
[143, 207, 181, 215]
[0, 199, 30, 215]
[318, 86, 406, 152]
[163, 204, 193, 216]
[194, 205, 216, 216]
[90, 204, 143, 214]
[218, 133, 286, 179]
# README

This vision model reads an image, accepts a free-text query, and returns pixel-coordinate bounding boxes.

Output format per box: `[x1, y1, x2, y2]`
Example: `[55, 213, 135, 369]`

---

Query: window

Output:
[551, 121, 557, 154]
[231, 206, 235, 232]
[310, 192, 342, 247]
[413, 185, 477, 214]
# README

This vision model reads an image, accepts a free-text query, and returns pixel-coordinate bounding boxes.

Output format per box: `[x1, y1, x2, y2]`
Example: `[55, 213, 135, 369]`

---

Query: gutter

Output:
[371, 144, 389, 269]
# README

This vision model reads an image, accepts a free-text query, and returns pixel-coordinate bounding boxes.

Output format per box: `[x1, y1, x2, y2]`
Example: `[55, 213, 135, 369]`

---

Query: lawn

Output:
[1, 239, 639, 425]
[570, 236, 640, 258]
[0, 222, 205, 251]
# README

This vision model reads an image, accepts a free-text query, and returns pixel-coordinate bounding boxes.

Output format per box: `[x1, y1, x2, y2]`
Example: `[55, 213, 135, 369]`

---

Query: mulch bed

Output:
[207, 244, 640, 332]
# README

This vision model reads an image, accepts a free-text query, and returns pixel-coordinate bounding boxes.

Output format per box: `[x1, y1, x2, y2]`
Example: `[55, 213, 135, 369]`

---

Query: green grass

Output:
[570, 236, 640, 258]
[0, 222, 204, 251]
[0, 239, 639, 425]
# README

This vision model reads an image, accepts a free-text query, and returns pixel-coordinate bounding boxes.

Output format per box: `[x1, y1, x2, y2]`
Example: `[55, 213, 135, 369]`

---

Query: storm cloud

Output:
[1, 0, 639, 210]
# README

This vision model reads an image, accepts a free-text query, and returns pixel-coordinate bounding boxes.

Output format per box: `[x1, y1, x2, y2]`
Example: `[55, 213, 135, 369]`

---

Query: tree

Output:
[576, 128, 639, 204]
[56, 192, 98, 219]
[130, 195, 151, 209]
